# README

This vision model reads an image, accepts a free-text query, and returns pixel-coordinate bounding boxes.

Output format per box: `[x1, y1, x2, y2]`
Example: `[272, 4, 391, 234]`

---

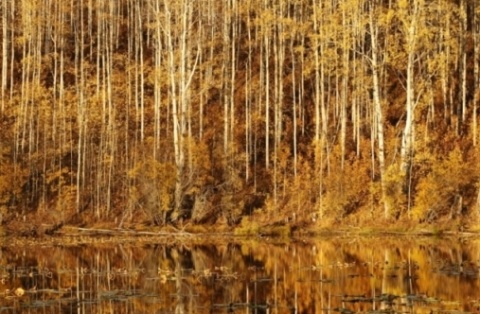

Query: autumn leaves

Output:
[0, 0, 479, 229]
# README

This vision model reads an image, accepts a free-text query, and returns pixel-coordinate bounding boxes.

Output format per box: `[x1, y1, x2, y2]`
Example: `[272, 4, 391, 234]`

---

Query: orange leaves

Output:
[0, 0, 480, 230]
[412, 147, 479, 221]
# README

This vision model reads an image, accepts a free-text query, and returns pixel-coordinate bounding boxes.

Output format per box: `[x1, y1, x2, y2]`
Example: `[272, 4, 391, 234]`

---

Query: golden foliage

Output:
[128, 158, 176, 225]
[1, 0, 479, 232]
[413, 147, 479, 221]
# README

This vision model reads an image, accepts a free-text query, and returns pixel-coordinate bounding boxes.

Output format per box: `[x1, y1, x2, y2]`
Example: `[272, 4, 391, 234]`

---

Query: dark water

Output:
[0, 235, 479, 313]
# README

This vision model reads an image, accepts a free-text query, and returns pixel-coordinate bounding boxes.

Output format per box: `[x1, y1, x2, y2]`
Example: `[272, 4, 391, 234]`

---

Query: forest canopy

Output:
[0, 0, 479, 234]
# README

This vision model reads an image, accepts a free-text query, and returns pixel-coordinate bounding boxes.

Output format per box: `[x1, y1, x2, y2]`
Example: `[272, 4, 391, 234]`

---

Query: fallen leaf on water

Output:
[14, 287, 25, 297]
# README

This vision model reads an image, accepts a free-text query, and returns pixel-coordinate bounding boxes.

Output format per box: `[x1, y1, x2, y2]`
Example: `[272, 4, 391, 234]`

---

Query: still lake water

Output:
[0, 235, 479, 313]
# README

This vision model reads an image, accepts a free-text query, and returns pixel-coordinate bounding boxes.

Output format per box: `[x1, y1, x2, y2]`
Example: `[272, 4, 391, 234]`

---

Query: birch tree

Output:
[368, 1, 390, 217]
[398, 0, 425, 175]
[162, 0, 199, 220]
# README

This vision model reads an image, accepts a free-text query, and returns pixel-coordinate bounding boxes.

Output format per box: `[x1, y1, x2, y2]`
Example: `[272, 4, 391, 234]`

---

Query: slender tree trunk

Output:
[164, 1, 184, 218]
[163, 0, 199, 220]
[1, 0, 8, 111]
[290, 27, 297, 178]
[340, 4, 349, 170]
[245, 5, 253, 182]
[474, 1, 479, 146]
[400, 0, 421, 175]
[75, 0, 87, 214]
[369, 3, 389, 218]
[264, 2, 270, 170]
[458, 0, 467, 135]
[312, 0, 329, 219]
[312, 0, 321, 143]
[223, 0, 232, 157]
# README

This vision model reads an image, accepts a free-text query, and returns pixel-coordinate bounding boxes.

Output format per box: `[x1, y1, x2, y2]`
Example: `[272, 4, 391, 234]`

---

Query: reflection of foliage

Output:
[0, 237, 479, 312]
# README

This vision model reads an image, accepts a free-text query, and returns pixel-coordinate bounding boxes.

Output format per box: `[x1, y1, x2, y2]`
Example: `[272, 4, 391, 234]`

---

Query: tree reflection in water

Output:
[0, 236, 479, 313]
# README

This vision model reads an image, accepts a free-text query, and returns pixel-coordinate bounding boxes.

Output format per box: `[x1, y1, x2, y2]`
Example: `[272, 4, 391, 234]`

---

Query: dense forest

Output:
[1, 0, 480, 235]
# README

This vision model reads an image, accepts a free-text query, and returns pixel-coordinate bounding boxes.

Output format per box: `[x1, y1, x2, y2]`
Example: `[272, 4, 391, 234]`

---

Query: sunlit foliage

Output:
[0, 0, 479, 233]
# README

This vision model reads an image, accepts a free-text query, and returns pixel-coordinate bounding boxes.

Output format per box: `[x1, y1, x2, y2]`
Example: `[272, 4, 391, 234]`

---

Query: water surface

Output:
[0, 235, 479, 313]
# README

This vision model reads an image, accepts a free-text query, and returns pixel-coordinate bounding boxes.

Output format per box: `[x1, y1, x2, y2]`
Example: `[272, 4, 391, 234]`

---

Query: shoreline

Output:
[1, 223, 479, 247]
